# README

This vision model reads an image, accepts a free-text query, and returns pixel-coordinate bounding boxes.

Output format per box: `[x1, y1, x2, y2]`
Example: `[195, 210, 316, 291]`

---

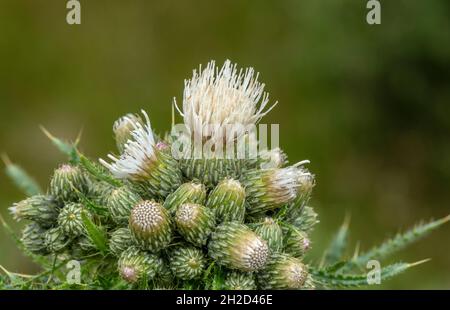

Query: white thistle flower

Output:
[174, 59, 277, 144]
[100, 110, 157, 180]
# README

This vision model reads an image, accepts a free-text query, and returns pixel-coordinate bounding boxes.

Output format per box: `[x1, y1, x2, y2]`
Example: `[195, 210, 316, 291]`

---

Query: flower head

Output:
[244, 160, 314, 214]
[129, 200, 173, 251]
[169, 245, 206, 280]
[174, 60, 277, 144]
[208, 222, 269, 271]
[257, 253, 309, 289]
[100, 110, 156, 180]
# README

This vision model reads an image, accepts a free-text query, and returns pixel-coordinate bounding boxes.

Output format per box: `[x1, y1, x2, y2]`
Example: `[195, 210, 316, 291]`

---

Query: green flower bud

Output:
[206, 178, 245, 223]
[290, 206, 319, 233]
[224, 271, 257, 290]
[109, 228, 134, 256]
[257, 253, 309, 289]
[44, 227, 69, 253]
[169, 246, 206, 280]
[57, 203, 88, 237]
[252, 217, 283, 252]
[243, 163, 314, 215]
[50, 164, 89, 202]
[129, 200, 173, 252]
[156, 259, 175, 285]
[283, 174, 316, 220]
[20, 223, 48, 255]
[284, 227, 311, 258]
[175, 203, 215, 247]
[118, 246, 162, 284]
[9, 195, 59, 228]
[208, 222, 269, 272]
[105, 186, 141, 224]
[163, 181, 206, 215]
[113, 113, 143, 153]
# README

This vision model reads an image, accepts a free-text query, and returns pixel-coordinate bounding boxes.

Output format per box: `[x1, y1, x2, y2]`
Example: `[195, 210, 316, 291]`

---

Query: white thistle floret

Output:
[268, 160, 313, 202]
[174, 59, 277, 144]
[100, 110, 156, 179]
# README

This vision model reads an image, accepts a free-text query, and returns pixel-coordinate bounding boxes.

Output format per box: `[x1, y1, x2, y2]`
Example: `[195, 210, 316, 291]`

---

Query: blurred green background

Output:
[1, 0, 449, 289]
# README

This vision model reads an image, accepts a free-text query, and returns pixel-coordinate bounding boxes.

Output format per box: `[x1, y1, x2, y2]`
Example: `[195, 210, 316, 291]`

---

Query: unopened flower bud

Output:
[284, 227, 311, 258]
[105, 186, 141, 224]
[243, 162, 314, 215]
[290, 206, 319, 233]
[175, 203, 215, 247]
[156, 259, 175, 285]
[9, 195, 59, 228]
[257, 253, 309, 289]
[118, 246, 162, 283]
[163, 181, 206, 215]
[21, 223, 48, 255]
[206, 178, 246, 223]
[252, 217, 283, 252]
[44, 227, 69, 253]
[109, 227, 134, 256]
[58, 203, 89, 237]
[50, 164, 89, 202]
[224, 271, 257, 290]
[208, 222, 269, 272]
[113, 113, 143, 153]
[169, 246, 206, 280]
[129, 200, 173, 252]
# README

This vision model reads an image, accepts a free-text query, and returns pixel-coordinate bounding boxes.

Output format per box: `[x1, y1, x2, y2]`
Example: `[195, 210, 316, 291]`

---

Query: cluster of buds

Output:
[9, 60, 318, 290]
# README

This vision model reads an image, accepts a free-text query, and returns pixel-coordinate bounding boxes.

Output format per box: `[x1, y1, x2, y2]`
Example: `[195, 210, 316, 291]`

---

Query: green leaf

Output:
[81, 211, 108, 255]
[78, 153, 122, 187]
[40, 126, 80, 163]
[2, 154, 42, 196]
[76, 189, 109, 216]
[322, 215, 350, 266]
[350, 216, 450, 267]
[311, 260, 429, 288]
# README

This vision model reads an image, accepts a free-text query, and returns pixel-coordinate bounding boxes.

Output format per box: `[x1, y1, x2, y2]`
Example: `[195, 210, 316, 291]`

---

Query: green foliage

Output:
[322, 215, 350, 265]
[311, 260, 428, 289]
[78, 153, 122, 187]
[40, 126, 80, 164]
[352, 216, 450, 265]
[81, 211, 109, 255]
[331, 216, 450, 273]
[2, 154, 42, 196]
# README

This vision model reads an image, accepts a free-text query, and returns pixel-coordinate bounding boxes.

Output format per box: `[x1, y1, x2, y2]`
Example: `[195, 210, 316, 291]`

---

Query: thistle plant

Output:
[1, 60, 449, 290]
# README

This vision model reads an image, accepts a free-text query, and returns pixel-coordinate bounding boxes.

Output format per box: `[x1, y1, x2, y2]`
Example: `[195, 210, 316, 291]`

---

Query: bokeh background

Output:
[1, 0, 449, 289]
